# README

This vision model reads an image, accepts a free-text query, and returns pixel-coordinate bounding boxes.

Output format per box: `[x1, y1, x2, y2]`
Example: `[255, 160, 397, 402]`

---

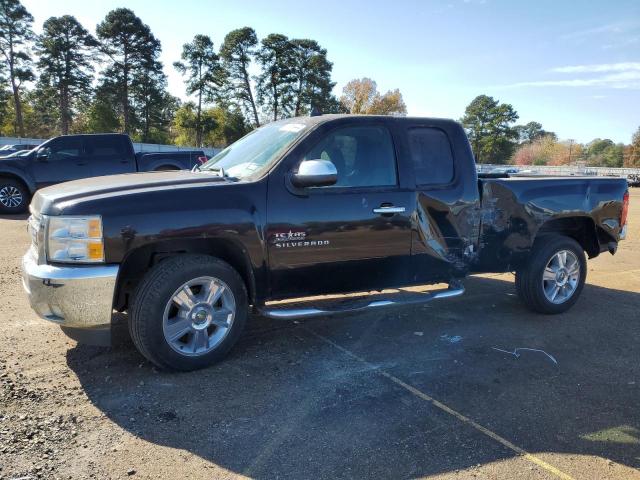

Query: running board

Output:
[259, 283, 465, 320]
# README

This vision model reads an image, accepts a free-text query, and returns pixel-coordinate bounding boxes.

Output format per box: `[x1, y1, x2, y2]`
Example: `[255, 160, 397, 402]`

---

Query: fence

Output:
[0, 136, 221, 157]
[476, 163, 640, 178]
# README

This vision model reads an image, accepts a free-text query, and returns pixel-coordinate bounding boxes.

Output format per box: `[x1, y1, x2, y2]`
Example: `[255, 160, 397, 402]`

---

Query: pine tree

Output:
[0, 0, 34, 136]
[96, 8, 152, 134]
[174, 34, 225, 146]
[220, 27, 260, 126]
[36, 15, 98, 134]
[290, 39, 336, 116]
[256, 34, 295, 121]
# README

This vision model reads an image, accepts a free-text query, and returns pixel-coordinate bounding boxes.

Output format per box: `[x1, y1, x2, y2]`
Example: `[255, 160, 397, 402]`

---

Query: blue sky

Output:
[22, 0, 640, 143]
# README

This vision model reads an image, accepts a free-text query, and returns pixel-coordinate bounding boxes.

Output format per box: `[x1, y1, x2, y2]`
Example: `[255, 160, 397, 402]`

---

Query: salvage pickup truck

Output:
[0, 133, 207, 213]
[22, 115, 629, 371]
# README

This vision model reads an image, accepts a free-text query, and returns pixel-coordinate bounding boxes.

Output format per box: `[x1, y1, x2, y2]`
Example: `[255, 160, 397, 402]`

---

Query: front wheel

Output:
[129, 255, 248, 371]
[515, 234, 587, 314]
[0, 178, 29, 214]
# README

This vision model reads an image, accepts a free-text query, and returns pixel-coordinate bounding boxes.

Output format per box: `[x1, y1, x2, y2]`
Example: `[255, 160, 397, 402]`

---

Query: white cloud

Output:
[551, 62, 640, 73]
[561, 21, 639, 41]
[501, 62, 640, 90]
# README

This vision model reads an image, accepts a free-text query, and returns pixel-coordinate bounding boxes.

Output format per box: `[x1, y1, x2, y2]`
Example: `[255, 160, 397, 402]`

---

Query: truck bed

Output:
[475, 175, 628, 271]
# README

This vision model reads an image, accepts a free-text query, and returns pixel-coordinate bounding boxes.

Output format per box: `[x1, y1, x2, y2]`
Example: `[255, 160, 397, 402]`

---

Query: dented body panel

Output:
[474, 177, 628, 272]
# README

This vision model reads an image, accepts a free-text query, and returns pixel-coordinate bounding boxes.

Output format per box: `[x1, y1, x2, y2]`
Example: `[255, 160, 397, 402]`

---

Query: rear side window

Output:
[408, 127, 454, 186]
[85, 136, 127, 158]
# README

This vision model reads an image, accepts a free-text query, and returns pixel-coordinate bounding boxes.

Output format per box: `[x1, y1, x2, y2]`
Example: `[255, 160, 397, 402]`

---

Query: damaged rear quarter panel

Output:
[475, 177, 628, 272]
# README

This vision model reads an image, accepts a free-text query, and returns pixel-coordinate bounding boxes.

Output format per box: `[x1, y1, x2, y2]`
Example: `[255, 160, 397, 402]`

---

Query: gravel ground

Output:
[1, 191, 639, 480]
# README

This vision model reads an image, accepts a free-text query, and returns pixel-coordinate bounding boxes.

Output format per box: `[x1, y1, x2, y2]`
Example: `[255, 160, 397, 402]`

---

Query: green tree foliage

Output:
[220, 27, 260, 126]
[130, 29, 172, 142]
[514, 121, 556, 144]
[212, 106, 250, 145]
[84, 86, 120, 133]
[0, 0, 34, 136]
[36, 15, 98, 135]
[461, 95, 519, 164]
[290, 39, 337, 116]
[174, 34, 225, 146]
[340, 77, 407, 115]
[0, 87, 10, 134]
[172, 101, 249, 148]
[256, 33, 295, 121]
[583, 138, 624, 167]
[96, 8, 152, 134]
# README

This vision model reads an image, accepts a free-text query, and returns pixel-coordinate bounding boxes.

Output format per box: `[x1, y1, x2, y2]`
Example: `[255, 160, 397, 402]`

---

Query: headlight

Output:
[47, 216, 105, 263]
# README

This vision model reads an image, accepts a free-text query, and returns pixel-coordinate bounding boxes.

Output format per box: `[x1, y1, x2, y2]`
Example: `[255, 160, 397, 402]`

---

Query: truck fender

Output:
[0, 167, 36, 193]
[535, 215, 600, 258]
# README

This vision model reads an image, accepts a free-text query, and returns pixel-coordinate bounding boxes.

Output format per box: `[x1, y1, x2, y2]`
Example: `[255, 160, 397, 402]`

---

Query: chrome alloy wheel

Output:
[0, 185, 23, 208]
[542, 250, 580, 304]
[162, 276, 236, 356]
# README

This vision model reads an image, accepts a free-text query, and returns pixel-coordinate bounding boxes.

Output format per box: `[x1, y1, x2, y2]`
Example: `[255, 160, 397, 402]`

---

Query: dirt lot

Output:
[1, 191, 639, 480]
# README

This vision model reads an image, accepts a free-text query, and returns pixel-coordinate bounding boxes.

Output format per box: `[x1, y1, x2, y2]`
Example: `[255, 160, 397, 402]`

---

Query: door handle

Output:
[373, 205, 406, 214]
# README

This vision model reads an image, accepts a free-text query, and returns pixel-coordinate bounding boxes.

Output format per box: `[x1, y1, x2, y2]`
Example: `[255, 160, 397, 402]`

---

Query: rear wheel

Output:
[0, 178, 29, 214]
[515, 234, 587, 314]
[129, 254, 248, 371]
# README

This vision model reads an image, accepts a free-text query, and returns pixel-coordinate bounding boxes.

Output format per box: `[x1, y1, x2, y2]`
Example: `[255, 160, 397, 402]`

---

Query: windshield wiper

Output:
[197, 165, 238, 181]
[202, 166, 225, 177]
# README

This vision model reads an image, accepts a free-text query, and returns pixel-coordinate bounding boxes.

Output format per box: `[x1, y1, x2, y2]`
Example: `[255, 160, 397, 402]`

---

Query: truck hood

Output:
[32, 170, 230, 215]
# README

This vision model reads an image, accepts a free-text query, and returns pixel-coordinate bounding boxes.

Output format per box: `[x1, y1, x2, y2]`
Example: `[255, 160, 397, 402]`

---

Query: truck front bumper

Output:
[21, 250, 119, 346]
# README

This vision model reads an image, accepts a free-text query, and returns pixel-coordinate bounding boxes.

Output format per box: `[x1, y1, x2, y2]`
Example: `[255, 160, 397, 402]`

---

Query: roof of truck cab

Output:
[273, 114, 461, 128]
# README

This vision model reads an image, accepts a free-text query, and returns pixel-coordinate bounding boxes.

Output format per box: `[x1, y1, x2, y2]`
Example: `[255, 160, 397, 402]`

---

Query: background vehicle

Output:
[0, 143, 40, 155]
[0, 133, 207, 213]
[22, 115, 629, 371]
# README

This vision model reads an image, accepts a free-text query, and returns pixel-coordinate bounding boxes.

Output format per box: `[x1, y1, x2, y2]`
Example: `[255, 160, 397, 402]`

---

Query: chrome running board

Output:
[259, 283, 465, 320]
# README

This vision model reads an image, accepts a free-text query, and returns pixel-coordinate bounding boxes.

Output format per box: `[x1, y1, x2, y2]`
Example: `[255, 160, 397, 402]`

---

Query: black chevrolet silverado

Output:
[22, 115, 629, 371]
[0, 133, 207, 213]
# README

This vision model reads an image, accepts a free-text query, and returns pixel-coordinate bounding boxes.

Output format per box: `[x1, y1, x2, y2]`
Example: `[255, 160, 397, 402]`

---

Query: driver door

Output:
[30, 137, 90, 188]
[266, 120, 414, 299]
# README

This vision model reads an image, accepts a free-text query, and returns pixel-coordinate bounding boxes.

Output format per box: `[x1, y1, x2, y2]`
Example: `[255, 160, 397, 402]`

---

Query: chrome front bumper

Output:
[21, 250, 119, 341]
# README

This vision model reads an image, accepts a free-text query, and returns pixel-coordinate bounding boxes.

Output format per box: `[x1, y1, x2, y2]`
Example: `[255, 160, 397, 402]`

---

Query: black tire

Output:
[515, 234, 587, 314]
[129, 254, 248, 371]
[154, 165, 179, 171]
[0, 177, 29, 214]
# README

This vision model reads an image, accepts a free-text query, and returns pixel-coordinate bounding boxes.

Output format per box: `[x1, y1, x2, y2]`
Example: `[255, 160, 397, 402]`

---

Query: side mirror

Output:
[36, 149, 49, 161]
[291, 159, 338, 188]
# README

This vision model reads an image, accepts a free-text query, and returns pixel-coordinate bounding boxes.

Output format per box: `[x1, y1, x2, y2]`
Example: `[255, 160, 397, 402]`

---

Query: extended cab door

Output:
[84, 135, 135, 176]
[266, 119, 414, 299]
[405, 124, 480, 283]
[30, 136, 89, 188]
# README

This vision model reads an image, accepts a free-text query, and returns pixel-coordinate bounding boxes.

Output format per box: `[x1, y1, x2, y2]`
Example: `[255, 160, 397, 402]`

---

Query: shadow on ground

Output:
[0, 212, 29, 221]
[67, 276, 640, 479]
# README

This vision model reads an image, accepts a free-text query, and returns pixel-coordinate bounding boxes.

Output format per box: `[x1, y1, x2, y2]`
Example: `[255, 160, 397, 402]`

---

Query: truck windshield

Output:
[201, 121, 308, 179]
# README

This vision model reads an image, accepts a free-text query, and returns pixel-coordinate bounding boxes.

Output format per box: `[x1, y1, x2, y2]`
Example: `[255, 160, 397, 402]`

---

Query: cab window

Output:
[39, 138, 82, 162]
[303, 126, 397, 188]
[407, 127, 454, 185]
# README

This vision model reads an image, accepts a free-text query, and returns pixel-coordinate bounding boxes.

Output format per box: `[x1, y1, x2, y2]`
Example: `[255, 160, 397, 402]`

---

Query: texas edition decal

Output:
[272, 230, 330, 248]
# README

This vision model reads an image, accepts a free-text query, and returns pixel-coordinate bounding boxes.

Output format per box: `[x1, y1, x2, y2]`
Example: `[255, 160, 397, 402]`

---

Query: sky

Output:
[21, 0, 640, 144]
